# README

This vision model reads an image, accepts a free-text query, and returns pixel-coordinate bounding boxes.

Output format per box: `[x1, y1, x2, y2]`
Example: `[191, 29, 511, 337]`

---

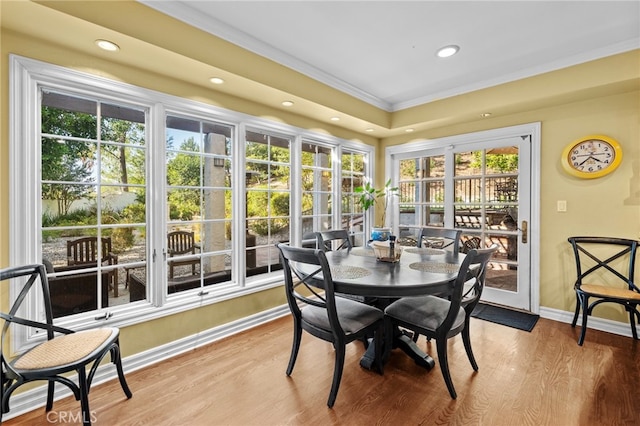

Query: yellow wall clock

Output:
[561, 135, 623, 179]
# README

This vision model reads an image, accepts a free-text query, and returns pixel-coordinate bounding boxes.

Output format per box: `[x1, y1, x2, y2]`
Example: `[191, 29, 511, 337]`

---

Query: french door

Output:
[387, 124, 540, 311]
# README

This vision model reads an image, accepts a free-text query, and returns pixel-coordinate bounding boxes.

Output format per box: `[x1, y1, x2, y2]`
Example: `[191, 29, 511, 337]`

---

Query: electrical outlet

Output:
[557, 200, 567, 212]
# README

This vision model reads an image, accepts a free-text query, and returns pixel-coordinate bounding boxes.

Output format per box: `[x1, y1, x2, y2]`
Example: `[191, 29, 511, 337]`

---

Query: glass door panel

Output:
[390, 131, 532, 310]
[453, 143, 526, 308]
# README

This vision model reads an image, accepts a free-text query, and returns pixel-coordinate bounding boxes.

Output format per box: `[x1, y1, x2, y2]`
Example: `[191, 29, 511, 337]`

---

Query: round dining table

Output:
[323, 246, 464, 297]
[319, 245, 467, 370]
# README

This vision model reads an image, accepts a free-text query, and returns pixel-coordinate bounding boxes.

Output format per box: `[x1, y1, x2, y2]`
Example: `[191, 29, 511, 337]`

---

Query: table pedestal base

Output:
[359, 329, 435, 371]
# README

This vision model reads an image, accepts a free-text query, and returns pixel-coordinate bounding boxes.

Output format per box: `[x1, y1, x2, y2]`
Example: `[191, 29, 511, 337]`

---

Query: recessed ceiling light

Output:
[365, 128, 374, 133]
[95, 39, 119, 52]
[405, 128, 415, 133]
[481, 112, 492, 117]
[282, 101, 294, 107]
[330, 116, 340, 122]
[436, 45, 459, 58]
[209, 77, 224, 85]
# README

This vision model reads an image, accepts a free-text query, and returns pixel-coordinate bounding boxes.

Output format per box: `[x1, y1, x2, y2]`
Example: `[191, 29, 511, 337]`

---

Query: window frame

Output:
[8, 55, 375, 351]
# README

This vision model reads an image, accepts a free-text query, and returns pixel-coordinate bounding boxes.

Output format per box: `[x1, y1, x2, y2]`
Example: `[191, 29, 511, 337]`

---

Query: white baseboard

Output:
[3, 305, 290, 421]
[539, 306, 637, 338]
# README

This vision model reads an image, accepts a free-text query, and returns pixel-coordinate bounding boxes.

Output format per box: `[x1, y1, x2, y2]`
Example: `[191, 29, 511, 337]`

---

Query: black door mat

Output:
[471, 303, 539, 332]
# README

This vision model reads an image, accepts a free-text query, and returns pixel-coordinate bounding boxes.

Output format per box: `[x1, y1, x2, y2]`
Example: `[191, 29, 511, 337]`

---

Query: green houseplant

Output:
[355, 179, 398, 240]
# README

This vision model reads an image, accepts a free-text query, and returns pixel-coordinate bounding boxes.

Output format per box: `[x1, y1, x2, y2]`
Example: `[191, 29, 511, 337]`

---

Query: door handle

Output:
[520, 220, 528, 244]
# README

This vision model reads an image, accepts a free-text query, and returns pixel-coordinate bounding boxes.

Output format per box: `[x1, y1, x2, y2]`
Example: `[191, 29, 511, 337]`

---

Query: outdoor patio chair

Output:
[167, 230, 201, 279]
[66, 236, 119, 296]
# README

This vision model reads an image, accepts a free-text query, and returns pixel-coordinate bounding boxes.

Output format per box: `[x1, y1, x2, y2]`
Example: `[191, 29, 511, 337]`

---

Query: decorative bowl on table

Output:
[370, 241, 403, 263]
[371, 227, 391, 241]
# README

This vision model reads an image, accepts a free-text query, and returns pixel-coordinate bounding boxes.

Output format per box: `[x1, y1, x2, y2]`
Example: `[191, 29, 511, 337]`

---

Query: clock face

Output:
[561, 135, 623, 179]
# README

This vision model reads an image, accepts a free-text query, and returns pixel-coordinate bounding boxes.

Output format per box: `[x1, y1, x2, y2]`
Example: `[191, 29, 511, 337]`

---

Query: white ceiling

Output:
[143, 1, 639, 112]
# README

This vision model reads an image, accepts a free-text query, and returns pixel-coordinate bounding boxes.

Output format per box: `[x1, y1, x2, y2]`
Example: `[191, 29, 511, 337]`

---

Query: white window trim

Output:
[8, 55, 375, 352]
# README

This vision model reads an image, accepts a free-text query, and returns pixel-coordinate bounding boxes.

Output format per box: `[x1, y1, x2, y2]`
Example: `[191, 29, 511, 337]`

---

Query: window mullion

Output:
[151, 103, 166, 305]
[234, 123, 247, 282]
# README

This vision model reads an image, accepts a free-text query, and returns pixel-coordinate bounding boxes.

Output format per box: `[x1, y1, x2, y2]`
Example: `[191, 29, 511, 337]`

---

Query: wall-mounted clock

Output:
[561, 135, 623, 179]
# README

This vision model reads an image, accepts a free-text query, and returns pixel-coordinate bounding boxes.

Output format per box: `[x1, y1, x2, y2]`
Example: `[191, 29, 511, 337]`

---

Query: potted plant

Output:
[355, 179, 398, 241]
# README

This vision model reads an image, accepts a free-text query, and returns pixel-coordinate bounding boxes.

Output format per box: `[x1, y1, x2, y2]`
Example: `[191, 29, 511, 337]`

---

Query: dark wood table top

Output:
[322, 246, 465, 298]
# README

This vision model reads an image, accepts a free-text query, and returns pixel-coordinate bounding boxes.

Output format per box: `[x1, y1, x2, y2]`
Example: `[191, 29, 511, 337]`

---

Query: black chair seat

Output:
[385, 296, 465, 336]
[302, 297, 383, 334]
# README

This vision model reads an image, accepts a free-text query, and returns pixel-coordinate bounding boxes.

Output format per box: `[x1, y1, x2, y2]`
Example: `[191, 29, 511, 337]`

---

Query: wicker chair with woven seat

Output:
[0, 264, 132, 426]
[567, 236, 640, 345]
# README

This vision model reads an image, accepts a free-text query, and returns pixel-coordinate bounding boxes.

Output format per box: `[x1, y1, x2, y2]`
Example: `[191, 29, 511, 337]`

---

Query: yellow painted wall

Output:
[381, 89, 640, 322]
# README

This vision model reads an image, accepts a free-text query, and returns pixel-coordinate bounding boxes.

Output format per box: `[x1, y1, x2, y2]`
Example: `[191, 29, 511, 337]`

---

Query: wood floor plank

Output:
[3, 316, 639, 425]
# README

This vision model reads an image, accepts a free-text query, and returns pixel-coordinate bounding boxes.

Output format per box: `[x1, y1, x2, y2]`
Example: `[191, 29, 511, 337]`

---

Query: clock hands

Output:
[577, 155, 606, 167]
[575, 152, 608, 166]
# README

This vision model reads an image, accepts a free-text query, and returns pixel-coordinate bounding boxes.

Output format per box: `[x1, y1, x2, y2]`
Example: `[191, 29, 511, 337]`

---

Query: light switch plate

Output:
[557, 200, 567, 212]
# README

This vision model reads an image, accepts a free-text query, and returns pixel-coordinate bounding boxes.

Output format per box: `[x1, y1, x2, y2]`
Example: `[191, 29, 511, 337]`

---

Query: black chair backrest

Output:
[441, 245, 497, 331]
[418, 227, 462, 253]
[0, 265, 72, 376]
[568, 236, 639, 291]
[276, 243, 343, 339]
[302, 232, 322, 249]
[319, 230, 353, 252]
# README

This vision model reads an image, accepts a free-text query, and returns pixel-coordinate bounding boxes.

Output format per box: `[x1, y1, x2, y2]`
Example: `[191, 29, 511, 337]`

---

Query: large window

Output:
[301, 140, 333, 235]
[162, 115, 234, 294]
[40, 91, 147, 318]
[340, 150, 367, 246]
[10, 56, 374, 331]
[245, 129, 291, 278]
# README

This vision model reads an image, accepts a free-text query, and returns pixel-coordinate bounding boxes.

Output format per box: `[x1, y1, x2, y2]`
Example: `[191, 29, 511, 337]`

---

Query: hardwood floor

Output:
[4, 315, 639, 425]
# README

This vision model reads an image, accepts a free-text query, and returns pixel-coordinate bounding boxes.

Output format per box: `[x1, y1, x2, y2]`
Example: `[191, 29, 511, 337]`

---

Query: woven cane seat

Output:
[14, 328, 115, 370]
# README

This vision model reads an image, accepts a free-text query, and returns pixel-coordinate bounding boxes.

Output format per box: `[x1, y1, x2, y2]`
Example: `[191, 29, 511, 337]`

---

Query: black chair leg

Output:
[328, 345, 346, 408]
[436, 338, 456, 399]
[462, 321, 478, 371]
[571, 293, 581, 327]
[286, 321, 302, 376]
[578, 295, 589, 346]
[77, 369, 91, 426]
[46, 381, 55, 411]
[111, 343, 133, 398]
[374, 324, 384, 375]
[628, 306, 639, 340]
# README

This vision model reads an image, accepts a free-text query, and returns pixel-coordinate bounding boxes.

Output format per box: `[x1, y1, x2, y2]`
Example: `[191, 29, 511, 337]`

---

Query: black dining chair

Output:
[417, 227, 462, 253]
[318, 229, 353, 252]
[383, 245, 497, 399]
[318, 229, 377, 306]
[567, 236, 640, 345]
[275, 243, 384, 408]
[0, 264, 132, 425]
